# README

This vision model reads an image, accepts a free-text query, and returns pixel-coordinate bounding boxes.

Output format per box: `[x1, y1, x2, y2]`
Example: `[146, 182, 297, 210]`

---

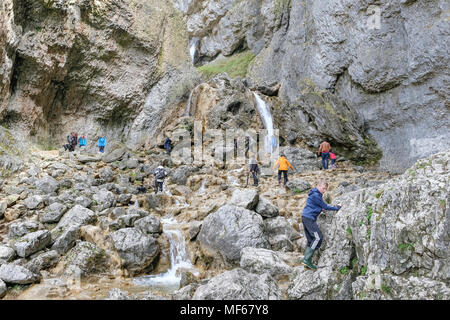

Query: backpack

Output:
[155, 168, 166, 180]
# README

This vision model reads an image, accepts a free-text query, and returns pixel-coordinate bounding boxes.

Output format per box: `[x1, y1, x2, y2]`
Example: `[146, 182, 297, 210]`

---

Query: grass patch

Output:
[197, 51, 256, 79]
[340, 266, 348, 275]
[381, 284, 392, 294]
[361, 265, 367, 276]
[398, 242, 414, 252]
[375, 190, 384, 198]
[366, 206, 373, 224]
[439, 200, 446, 210]
[346, 227, 352, 236]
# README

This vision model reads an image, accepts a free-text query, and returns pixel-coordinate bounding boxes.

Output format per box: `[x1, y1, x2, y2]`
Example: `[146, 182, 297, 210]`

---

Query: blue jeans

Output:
[321, 152, 330, 169]
[99, 146, 105, 153]
[302, 216, 323, 250]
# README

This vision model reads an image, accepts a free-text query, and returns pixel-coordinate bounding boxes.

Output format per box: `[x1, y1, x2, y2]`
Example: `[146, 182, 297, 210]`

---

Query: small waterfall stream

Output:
[133, 217, 197, 292]
[252, 91, 277, 153]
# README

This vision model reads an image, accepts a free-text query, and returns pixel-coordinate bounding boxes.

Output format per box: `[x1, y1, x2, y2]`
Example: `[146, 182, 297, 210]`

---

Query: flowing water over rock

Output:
[252, 92, 277, 154]
[132, 217, 198, 293]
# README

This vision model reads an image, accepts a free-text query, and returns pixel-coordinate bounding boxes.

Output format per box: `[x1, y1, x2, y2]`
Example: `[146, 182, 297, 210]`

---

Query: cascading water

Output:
[133, 217, 198, 292]
[252, 92, 277, 153]
[184, 89, 195, 117]
[189, 37, 199, 63]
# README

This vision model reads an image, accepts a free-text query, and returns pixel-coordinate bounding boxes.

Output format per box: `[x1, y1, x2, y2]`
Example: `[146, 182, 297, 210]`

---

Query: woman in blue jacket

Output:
[98, 136, 106, 153]
[78, 134, 87, 148]
[301, 179, 342, 269]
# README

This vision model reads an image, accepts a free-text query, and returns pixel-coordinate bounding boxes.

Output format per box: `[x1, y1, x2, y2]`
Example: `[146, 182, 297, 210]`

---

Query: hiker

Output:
[318, 140, 331, 169]
[329, 150, 337, 169]
[249, 154, 259, 186]
[153, 165, 168, 194]
[273, 153, 294, 186]
[64, 132, 77, 152]
[98, 135, 106, 153]
[78, 134, 87, 148]
[164, 136, 172, 155]
[301, 179, 342, 269]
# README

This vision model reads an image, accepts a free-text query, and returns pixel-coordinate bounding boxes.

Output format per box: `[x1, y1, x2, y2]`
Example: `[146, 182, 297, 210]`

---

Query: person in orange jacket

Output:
[273, 154, 294, 186]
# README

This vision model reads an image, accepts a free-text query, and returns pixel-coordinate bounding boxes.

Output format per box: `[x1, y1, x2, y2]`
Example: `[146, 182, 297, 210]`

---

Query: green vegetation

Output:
[439, 200, 446, 210]
[340, 266, 348, 275]
[398, 242, 414, 252]
[381, 284, 392, 294]
[197, 51, 256, 79]
[366, 206, 373, 224]
[375, 190, 384, 199]
[361, 265, 367, 276]
[346, 227, 352, 236]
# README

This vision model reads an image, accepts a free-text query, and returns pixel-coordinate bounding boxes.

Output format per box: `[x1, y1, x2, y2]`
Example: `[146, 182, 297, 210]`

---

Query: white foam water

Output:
[253, 91, 277, 153]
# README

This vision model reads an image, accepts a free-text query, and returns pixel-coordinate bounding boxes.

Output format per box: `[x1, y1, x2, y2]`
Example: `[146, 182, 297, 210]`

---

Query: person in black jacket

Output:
[164, 137, 172, 155]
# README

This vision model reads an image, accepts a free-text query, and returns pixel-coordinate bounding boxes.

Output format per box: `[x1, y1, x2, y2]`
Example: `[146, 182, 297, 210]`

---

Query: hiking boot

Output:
[301, 247, 317, 270]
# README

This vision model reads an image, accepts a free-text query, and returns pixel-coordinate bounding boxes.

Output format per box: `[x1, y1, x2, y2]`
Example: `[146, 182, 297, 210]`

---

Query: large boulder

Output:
[0, 245, 16, 265]
[229, 189, 259, 210]
[255, 196, 279, 218]
[198, 205, 270, 262]
[24, 250, 60, 274]
[63, 241, 110, 277]
[109, 228, 159, 276]
[192, 268, 281, 300]
[264, 216, 298, 252]
[51, 226, 81, 255]
[93, 190, 116, 210]
[240, 247, 292, 278]
[13, 230, 52, 258]
[24, 195, 45, 210]
[171, 165, 199, 185]
[55, 205, 96, 230]
[40, 203, 68, 223]
[8, 220, 40, 238]
[0, 264, 40, 285]
[134, 215, 162, 237]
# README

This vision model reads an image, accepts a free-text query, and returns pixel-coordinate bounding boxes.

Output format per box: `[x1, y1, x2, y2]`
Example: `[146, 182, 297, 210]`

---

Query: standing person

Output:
[98, 135, 106, 153]
[329, 150, 337, 169]
[164, 136, 172, 155]
[68, 132, 77, 152]
[273, 153, 294, 186]
[318, 140, 331, 170]
[249, 154, 259, 186]
[301, 179, 342, 269]
[78, 134, 87, 148]
[153, 165, 167, 194]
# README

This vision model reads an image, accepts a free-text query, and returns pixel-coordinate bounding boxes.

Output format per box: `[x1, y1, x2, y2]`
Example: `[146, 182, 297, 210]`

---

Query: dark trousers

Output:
[165, 146, 172, 155]
[251, 171, 258, 186]
[302, 216, 323, 250]
[155, 180, 163, 193]
[99, 146, 105, 153]
[321, 152, 330, 169]
[278, 170, 288, 185]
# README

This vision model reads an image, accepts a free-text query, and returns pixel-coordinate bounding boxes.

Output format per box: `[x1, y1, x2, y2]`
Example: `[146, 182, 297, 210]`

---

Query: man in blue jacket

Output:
[98, 135, 106, 153]
[301, 179, 342, 269]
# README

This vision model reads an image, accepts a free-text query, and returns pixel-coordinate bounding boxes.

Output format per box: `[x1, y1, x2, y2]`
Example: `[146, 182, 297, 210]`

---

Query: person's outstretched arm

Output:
[311, 194, 341, 211]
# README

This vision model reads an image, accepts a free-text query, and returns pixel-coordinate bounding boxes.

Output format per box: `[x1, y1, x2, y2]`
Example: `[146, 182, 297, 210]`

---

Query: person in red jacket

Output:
[329, 150, 337, 169]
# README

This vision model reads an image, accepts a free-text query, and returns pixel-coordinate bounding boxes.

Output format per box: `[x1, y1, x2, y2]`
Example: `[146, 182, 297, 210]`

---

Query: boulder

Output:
[55, 205, 96, 230]
[35, 176, 59, 194]
[40, 203, 68, 223]
[134, 215, 162, 236]
[51, 226, 81, 254]
[0, 245, 16, 265]
[0, 263, 40, 284]
[13, 230, 52, 258]
[171, 165, 199, 185]
[93, 190, 116, 210]
[198, 204, 270, 261]
[286, 178, 311, 193]
[75, 196, 93, 208]
[229, 189, 259, 210]
[264, 216, 297, 252]
[255, 196, 279, 218]
[280, 147, 321, 173]
[24, 250, 60, 274]
[0, 279, 6, 298]
[105, 288, 133, 300]
[24, 195, 45, 210]
[8, 220, 40, 238]
[192, 268, 281, 300]
[102, 147, 127, 163]
[63, 241, 109, 276]
[240, 247, 292, 277]
[110, 228, 159, 276]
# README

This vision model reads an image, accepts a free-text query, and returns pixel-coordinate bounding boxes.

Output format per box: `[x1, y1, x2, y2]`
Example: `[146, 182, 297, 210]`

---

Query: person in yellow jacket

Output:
[273, 154, 294, 186]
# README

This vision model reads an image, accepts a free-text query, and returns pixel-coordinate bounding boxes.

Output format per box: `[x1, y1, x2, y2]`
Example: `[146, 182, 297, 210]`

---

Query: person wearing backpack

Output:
[98, 135, 106, 153]
[153, 165, 168, 194]
[248, 154, 259, 186]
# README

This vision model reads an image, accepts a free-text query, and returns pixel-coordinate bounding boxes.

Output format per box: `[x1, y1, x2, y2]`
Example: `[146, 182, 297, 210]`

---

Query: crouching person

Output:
[301, 179, 342, 269]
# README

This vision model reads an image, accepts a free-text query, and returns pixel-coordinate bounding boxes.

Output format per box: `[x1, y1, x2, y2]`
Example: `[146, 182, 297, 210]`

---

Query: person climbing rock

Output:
[78, 134, 87, 148]
[164, 136, 172, 155]
[249, 154, 259, 186]
[98, 135, 106, 153]
[301, 179, 342, 269]
[153, 165, 167, 194]
[273, 153, 294, 186]
[318, 140, 331, 170]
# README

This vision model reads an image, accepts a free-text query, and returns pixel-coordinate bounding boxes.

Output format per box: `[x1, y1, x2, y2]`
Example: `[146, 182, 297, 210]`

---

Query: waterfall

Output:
[184, 88, 194, 117]
[189, 37, 199, 63]
[252, 92, 277, 153]
[133, 217, 198, 292]
[198, 179, 207, 195]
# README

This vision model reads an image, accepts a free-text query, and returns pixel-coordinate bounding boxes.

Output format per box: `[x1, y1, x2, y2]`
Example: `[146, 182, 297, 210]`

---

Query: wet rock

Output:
[134, 215, 162, 237]
[13, 230, 52, 258]
[255, 196, 279, 218]
[35, 176, 59, 194]
[198, 204, 270, 262]
[172, 283, 199, 300]
[192, 268, 281, 300]
[105, 288, 132, 300]
[0, 263, 40, 284]
[64, 241, 110, 277]
[110, 228, 159, 276]
[229, 189, 259, 210]
[240, 247, 292, 277]
[0, 245, 16, 265]
[24, 250, 60, 274]
[51, 226, 81, 255]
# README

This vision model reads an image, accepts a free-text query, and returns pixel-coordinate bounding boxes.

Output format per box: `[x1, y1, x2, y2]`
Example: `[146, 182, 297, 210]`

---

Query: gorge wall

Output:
[1, 0, 449, 172]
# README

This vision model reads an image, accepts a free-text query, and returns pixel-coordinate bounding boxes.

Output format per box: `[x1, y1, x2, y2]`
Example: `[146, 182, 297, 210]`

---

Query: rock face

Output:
[198, 204, 270, 262]
[192, 268, 281, 300]
[109, 228, 159, 276]
[288, 152, 450, 300]
[240, 247, 291, 277]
